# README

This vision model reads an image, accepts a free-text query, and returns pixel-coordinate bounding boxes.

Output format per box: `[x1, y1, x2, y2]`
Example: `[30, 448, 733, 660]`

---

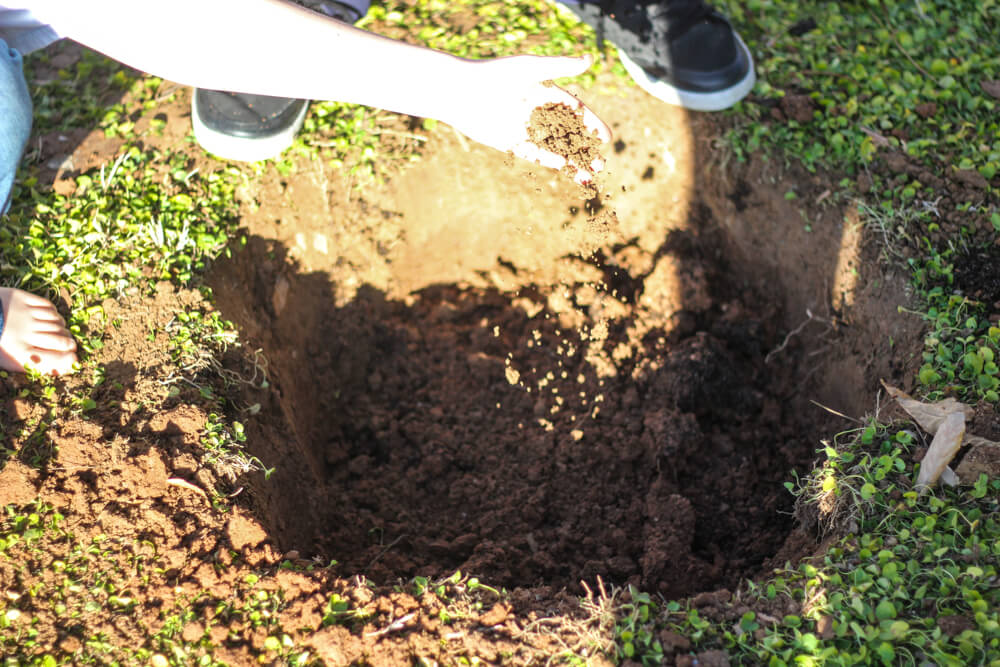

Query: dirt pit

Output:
[206, 74, 919, 603]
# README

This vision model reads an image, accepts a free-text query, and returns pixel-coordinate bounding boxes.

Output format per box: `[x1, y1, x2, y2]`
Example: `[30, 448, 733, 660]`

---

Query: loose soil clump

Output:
[527, 101, 603, 182]
[528, 101, 619, 238]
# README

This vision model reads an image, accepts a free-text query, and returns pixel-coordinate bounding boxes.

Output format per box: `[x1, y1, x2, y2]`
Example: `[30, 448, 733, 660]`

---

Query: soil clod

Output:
[528, 102, 604, 182]
[528, 101, 618, 245]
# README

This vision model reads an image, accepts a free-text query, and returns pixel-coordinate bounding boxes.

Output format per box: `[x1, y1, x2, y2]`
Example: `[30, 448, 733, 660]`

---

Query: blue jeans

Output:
[0, 39, 32, 216]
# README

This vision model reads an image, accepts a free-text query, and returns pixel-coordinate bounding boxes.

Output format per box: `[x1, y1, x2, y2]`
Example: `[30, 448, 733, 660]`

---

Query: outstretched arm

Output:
[34, 0, 609, 173]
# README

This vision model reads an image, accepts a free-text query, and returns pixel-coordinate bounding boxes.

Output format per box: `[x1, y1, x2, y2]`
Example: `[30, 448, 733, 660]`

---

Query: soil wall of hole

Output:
[207, 98, 920, 600]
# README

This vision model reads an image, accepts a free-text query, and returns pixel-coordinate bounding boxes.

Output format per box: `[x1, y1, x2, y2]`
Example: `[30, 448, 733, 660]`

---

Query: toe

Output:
[19, 291, 60, 308]
[25, 347, 78, 376]
[0, 287, 77, 376]
[25, 330, 77, 353]
[28, 304, 67, 325]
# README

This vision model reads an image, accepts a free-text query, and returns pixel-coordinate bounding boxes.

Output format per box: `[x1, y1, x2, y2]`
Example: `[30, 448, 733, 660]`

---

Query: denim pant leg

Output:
[0, 39, 32, 216]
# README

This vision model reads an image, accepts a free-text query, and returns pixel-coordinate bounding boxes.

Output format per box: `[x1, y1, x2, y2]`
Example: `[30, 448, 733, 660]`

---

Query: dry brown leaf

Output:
[883, 381, 1000, 488]
[880, 381, 998, 448]
[860, 125, 891, 148]
[939, 466, 959, 487]
[915, 411, 965, 492]
[882, 381, 973, 430]
[981, 79, 1000, 100]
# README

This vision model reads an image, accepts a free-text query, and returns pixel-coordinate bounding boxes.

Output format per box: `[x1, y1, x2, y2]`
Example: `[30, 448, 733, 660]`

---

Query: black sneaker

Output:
[192, 92, 309, 162]
[191, 0, 364, 162]
[298, 0, 363, 23]
[560, 0, 755, 111]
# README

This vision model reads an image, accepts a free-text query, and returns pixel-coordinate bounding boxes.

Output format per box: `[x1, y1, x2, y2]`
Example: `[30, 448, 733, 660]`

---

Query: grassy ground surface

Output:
[1, 0, 998, 665]
[673, 1, 1000, 664]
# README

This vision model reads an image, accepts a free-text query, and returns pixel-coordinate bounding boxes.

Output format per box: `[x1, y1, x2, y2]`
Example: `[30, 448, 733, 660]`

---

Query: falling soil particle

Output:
[528, 101, 618, 244]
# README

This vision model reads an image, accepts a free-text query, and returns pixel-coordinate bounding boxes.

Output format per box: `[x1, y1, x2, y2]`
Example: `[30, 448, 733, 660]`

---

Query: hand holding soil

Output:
[443, 54, 609, 182]
[528, 100, 619, 236]
[528, 100, 606, 183]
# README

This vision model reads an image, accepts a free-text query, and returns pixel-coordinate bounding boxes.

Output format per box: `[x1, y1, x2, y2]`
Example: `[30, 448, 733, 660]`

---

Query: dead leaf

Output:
[860, 125, 891, 148]
[981, 80, 1000, 100]
[915, 411, 965, 492]
[881, 381, 973, 430]
[880, 382, 999, 448]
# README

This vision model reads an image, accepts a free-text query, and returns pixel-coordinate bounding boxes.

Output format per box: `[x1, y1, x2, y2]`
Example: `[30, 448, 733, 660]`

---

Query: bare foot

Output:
[0, 287, 78, 376]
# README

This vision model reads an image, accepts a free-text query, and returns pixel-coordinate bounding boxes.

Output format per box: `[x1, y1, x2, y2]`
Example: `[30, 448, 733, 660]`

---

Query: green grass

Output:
[911, 283, 1000, 403]
[363, 0, 597, 60]
[667, 423, 1000, 666]
[0, 502, 316, 666]
[6, 146, 241, 358]
[22, 46, 137, 136]
[719, 0, 1000, 182]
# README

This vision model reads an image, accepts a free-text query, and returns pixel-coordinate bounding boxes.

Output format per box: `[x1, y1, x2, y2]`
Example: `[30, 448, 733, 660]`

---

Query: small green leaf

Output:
[797, 632, 819, 652]
[888, 620, 909, 639]
[875, 600, 896, 620]
[876, 642, 895, 663]
[919, 365, 941, 386]
[929, 59, 949, 75]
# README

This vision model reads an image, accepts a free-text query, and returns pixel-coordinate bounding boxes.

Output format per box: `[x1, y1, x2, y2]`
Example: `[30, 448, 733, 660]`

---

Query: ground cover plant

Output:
[0, 0, 998, 665]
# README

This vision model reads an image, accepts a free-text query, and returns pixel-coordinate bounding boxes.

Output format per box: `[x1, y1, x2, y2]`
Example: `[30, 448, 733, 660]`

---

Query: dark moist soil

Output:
[4, 34, 988, 667]
[227, 231, 806, 599]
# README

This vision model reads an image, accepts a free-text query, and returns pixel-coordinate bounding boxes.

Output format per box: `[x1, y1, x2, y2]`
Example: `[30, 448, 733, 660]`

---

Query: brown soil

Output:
[528, 101, 619, 244]
[0, 35, 978, 666]
[528, 101, 603, 179]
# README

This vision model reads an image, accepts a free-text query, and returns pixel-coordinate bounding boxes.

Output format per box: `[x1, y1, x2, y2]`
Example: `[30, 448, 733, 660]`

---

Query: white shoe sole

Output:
[617, 31, 756, 112]
[191, 96, 309, 163]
